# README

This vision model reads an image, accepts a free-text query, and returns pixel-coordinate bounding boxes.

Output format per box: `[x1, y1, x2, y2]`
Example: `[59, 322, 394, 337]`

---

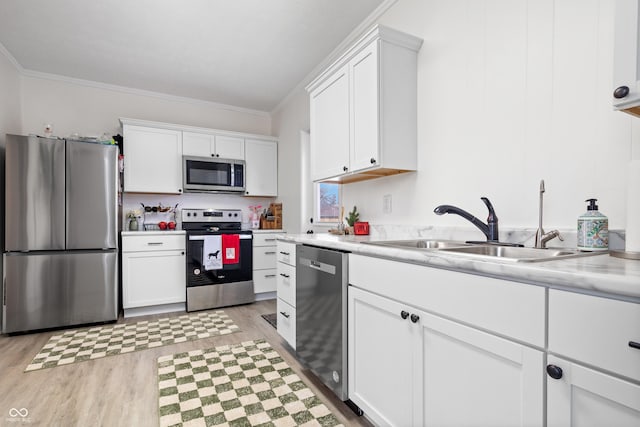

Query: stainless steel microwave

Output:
[183, 156, 245, 193]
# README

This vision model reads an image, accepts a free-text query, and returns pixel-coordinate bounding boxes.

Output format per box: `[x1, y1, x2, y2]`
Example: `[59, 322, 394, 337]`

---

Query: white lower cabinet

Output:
[348, 286, 543, 427]
[547, 289, 640, 426]
[547, 355, 640, 427]
[252, 232, 283, 294]
[276, 240, 297, 349]
[121, 233, 186, 317]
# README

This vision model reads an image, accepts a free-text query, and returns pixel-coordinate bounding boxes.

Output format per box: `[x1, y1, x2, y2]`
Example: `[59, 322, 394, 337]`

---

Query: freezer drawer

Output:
[3, 251, 118, 333]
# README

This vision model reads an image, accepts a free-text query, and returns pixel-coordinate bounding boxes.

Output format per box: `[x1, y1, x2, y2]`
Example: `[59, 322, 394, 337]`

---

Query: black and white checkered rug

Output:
[157, 339, 343, 427]
[25, 311, 239, 372]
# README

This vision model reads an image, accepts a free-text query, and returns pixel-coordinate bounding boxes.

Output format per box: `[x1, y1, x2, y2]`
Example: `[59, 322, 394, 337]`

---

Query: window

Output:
[316, 182, 341, 223]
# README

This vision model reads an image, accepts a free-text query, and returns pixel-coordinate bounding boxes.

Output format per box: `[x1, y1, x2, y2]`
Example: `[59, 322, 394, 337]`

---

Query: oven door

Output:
[186, 231, 253, 287]
[183, 156, 245, 193]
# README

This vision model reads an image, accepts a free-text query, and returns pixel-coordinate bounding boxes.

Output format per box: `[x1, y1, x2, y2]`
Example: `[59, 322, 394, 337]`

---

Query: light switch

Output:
[383, 194, 392, 214]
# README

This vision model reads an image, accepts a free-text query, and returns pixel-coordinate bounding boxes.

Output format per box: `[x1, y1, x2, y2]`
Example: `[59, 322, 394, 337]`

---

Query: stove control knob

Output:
[193, 212, 198, 217]
[234, 213, 238, 217]
[187, 212, 191, 217]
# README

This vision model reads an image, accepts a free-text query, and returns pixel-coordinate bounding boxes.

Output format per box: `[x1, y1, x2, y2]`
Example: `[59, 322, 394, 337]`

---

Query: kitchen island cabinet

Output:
[348, 254, 544, 427]
[121, 232, 186, 317]
[121, 122, 183, 194]
[307, 25, 422, 183]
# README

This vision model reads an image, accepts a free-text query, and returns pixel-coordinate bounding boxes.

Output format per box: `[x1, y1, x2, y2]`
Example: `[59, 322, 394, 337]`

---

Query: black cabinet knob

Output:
[410, 314, 420, 323]
[546, 364, 563, 379]
[343, 166, 348, 172]
[400, 310, 409, 319]
[370, 158, 376, 164]
[211, 153, 215, 157]
[614, 86, 630, 99]
[178, 189, 182, 193]
[629, 341, 640, 350]
[216, 154, 220, 157]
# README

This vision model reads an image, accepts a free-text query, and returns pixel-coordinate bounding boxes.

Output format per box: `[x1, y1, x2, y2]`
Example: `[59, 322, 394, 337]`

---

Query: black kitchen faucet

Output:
[434, 197, 499, 242]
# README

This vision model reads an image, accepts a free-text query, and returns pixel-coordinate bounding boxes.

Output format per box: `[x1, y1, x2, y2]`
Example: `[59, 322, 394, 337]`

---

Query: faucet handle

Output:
[553, 230, 564, 242]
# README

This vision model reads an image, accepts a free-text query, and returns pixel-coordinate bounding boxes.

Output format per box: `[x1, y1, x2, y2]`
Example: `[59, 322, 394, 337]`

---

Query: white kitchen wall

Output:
[14, 69, 277, 226]
[273, 0, 640, 232]
[0, 46, 21, 144]
[19, 74, 271, 138]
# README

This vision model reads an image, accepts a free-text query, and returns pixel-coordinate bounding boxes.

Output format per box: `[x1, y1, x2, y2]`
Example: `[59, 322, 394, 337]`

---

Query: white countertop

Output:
[121, 230, 186, 236]
[278, 233, 640, 301]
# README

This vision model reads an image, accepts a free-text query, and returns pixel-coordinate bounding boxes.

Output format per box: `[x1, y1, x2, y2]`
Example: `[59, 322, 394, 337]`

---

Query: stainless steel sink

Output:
[363, 239, 474, 249]
[439, 245, 604, 262]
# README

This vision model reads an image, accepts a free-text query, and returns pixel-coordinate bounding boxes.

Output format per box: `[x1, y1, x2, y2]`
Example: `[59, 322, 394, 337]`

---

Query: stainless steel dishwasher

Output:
[296, 244, 353, 403]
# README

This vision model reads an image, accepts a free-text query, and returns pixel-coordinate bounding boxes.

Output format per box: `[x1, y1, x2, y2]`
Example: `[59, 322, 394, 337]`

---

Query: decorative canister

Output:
[129, 218, 138, 231]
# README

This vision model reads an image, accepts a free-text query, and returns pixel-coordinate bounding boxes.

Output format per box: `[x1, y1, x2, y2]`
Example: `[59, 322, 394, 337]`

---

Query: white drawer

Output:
[277, 298, 296, 349]
[253, 233, 281, 247]
[253, 246, 278, 270]
[122, 234, 185, 252]
[277, 241, 297, 266]
[349, 254, 546, 347]
[277, 262, 296, 307]
[549, 289, 640, 382]
[253, 268, 277, 293]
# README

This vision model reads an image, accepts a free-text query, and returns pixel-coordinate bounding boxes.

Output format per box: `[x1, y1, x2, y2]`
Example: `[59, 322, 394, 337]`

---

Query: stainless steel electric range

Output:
[182, 208, 254, 311]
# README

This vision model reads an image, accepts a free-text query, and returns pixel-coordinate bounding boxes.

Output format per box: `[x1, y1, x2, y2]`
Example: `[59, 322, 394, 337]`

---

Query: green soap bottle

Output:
[577, 198, 608, 251]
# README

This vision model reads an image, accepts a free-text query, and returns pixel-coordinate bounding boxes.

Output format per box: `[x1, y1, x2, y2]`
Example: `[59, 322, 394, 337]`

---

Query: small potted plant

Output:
[345, 206, 360, 234]
[127, 209, 141, 231]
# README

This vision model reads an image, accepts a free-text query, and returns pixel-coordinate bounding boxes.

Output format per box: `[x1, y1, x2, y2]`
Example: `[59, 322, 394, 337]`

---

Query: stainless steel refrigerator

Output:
[3, 134, 118, 333]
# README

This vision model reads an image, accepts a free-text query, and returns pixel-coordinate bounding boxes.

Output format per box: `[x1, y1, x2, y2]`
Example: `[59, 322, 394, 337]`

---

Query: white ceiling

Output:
[0, 0, 387, 112]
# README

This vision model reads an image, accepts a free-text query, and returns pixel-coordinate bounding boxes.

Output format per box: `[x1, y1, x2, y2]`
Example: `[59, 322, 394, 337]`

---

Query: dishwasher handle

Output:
[300, 257, 337, 275]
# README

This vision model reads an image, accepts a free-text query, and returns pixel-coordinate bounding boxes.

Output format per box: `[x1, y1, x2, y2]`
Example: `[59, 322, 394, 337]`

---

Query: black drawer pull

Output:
[410, 314, 420, 323]
[264, 238, 276, 241]
[546, 364, 563, 379]
[400, 310, 409, 319]
[279, 251, 290, 255]
[280, 273, 290, 278]
[279, 311, 290, 319]
[629, 341, 640, 350]
[264, 274, 276, 278]
[264, 251, 276, 255]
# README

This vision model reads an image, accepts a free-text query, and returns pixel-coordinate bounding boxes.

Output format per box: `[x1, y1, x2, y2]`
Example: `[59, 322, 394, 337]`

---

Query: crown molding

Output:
[1, 40, 270, 118]
[271, 0, 399, 115]
[20, 68, 271, 118]
[0, 41, 24, 73]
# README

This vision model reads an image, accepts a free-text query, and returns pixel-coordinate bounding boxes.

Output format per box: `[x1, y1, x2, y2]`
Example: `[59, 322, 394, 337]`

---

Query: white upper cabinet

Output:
[182, 132, 244, 160]
[122, 123, 183, 194]
[613, 0, 640, 115]
[245, 138, 277, 197]
[307, 25, 423, 183]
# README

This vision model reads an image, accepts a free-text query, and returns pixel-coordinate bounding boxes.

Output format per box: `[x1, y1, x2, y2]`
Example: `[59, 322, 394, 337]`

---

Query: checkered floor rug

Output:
[157, 339, 344, 427]
[25, 311, 240, 372]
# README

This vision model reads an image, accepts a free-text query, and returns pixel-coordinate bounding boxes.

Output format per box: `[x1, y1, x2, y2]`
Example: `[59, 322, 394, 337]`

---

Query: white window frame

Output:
[314, 182, 342, 225]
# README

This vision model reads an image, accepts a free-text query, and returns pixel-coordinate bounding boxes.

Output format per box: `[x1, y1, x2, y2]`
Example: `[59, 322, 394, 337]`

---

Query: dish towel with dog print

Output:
[203, 235, 222, 270]
[222, 234, 240, 265]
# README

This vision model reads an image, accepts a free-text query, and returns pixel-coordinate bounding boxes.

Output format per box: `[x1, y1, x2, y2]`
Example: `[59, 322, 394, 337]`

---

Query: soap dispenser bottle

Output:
[577, 198, 609, 251]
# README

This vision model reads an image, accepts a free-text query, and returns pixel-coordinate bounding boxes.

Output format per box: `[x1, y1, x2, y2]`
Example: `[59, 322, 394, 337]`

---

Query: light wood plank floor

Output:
[0, 300, 373, 427]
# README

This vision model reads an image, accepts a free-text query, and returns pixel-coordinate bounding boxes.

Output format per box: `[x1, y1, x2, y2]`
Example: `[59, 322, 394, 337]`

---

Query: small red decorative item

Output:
[158, 221, 167, 230]
[354, 222, 369, 235]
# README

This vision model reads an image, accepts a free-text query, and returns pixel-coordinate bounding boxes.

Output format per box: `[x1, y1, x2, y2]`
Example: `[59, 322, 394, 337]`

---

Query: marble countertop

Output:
[121, 230, 186, 236]
[277, 233, 640, 301]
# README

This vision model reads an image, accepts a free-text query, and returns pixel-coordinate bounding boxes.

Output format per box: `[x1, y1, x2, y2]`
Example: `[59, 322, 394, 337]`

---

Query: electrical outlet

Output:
[383, 194, 392, 214]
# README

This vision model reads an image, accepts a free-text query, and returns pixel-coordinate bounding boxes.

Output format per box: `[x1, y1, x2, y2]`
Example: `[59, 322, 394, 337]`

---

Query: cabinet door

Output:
[123, 125, 183, 194]
[245, 139, 277, 196]
[310, 64, 350, 180]
[547, 355, 640, 427]
[613, 0, 640, 110]
[420, 311, 544, 427]
[182, 132, 214, 157]
[350, 40, 380, 173]
[215, 135, 245, 160]
[122, 250, 186, 308]
[348, 287, 417, 427]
